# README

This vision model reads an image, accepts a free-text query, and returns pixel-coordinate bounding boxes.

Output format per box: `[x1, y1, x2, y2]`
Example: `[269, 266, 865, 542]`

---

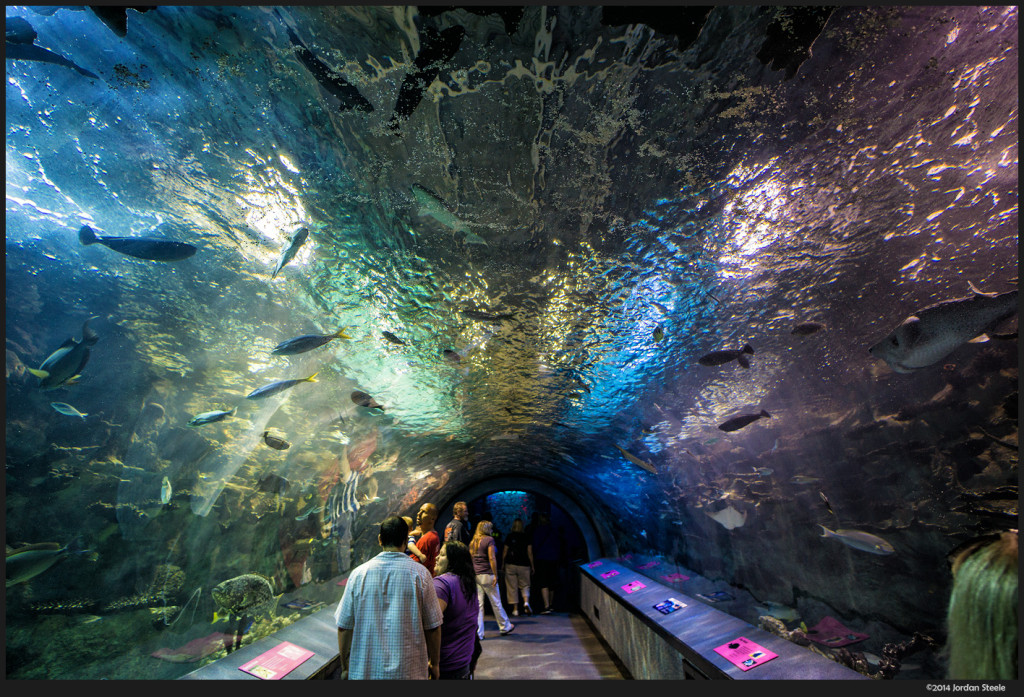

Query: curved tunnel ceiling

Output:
[4, 6, 1018, 678]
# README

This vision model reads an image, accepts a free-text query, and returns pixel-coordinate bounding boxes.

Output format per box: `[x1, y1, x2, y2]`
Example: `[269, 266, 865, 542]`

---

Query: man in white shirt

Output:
[336, 516, 443, 679]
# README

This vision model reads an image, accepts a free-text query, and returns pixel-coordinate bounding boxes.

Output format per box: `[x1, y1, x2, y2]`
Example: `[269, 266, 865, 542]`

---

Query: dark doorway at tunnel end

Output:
[460, 490, 587, 615]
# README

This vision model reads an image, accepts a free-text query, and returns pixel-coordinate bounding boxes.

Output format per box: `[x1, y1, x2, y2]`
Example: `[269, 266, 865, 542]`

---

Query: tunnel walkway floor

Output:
[473, 610, 630, 680]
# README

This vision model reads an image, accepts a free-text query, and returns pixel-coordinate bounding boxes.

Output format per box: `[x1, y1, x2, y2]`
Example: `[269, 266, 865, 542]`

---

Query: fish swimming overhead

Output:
[6, 540, 95, 587]
[792, 322, 825, 336]
[160, 477, 172, 505]
[271, 227, 309, 279]
[653, 326, 665, 342]
[818, 525, 895, 555]
[868, 283, 1018, 373]
[819, 491, 836, 517]
[790, 474, 822, 485]
[188, 407, 236, 426]
[350, 390, 384, 410]
[382, 331, 406, 345]
[613, 444, 657, 474]
[411, 184, 486, 245]
[261, 431, 290, 450]
[271, 328, 350, 355]
[50, 402, 87, 418]
[5, 15, 99, 78]
[462, 308, 515, 322]
[78, 225, 197, 261]
[246, 372, 318, 399]
[28, 317, 99, 390]
[388, 25, 465, 131]
[280, 17, 373, 112]
[698, 344, 755, 368]
[211, 573, 278, 617]
[718, 409, 771, 432]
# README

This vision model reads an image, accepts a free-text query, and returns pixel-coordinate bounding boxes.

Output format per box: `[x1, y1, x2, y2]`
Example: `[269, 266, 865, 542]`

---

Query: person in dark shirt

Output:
[530, 512, 561, 614]
[444, 501, 471, 545]
[502, 518, 534, 616]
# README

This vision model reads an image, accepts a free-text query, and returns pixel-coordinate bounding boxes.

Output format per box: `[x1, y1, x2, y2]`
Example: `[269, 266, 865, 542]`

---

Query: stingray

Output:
[707, 505, 747, 530]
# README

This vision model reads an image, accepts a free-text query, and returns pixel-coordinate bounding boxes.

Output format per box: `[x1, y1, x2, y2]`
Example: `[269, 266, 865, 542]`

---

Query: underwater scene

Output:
[4, 5, 1018, 680]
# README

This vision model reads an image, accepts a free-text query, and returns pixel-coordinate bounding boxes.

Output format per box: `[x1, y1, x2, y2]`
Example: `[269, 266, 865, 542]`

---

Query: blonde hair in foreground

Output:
[945, 531, 1018, 680]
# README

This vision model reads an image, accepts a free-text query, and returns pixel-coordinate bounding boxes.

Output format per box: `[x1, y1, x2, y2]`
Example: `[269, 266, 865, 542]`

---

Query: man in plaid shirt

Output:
[336, 516, 443, 679]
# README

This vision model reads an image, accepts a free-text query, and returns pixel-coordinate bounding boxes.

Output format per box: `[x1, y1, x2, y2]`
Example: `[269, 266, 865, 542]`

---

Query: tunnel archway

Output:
[434, 475, 619, 562]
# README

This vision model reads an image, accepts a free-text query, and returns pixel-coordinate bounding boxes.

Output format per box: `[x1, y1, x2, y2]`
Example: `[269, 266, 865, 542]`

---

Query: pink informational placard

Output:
[637, 561, 660, 570]
[621, 580, 646, 594]
[600, 569, 620, 579]
[587, 561, 603, 568]
[239, 641, 315, 680]
[713, 637, 778, 672]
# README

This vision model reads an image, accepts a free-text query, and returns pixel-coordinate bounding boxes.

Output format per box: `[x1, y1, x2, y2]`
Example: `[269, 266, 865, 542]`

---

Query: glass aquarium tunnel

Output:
[4, 5, 1018, 680]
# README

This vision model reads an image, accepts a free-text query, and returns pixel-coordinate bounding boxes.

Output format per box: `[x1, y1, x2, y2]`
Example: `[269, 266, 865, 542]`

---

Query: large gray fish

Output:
[718, 409, 771, 432]
[28, 317, 99, 390]
[246, 372, 318, 399]
[698, 344, 755, 368]
[271, 328, 350, 355]
[211, 573, 278, 617]
[271, 227, 309, 279]
[5, 15, 99, 78]
[79, 225, 197, 261]
[818, 524, 895, 555]
[188, 407, 236, 426]
[868, 283, 1018, 373]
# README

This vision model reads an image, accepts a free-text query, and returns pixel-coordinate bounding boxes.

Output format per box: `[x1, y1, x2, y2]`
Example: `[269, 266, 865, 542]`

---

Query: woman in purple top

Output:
[470, 520, 514, 638]
[433, 540, 480, 679]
